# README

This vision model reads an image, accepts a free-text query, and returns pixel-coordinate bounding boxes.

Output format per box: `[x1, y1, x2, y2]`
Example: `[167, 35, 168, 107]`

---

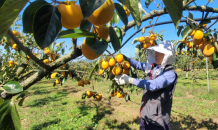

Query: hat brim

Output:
[147, 46, 171, 55]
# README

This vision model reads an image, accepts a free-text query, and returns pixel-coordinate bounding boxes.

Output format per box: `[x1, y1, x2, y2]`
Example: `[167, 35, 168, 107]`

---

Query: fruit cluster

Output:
[11, 30, 19, 50]
[77, 79, 90, 86]
[85, 91, 102, 101]
[111, 90, 125, 98]
[181, 24, 217, 58]
[8, 61, 17, 68]
[138, 33, 157, 49]
[98, 54, 131, 76]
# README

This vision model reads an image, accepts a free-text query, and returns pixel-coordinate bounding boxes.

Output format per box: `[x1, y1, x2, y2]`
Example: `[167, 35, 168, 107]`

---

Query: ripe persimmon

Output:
[99, 69, 104, 75]
[194, 30, 204, 41]
[144, 36, 150, 42]
[95, 94, 102, 101]
[112, 66, 121, 75]
[82, 39, 99, 60]
[203, 44, 215, 57]
[149, 34, 156, 40]
[142, 42, 151, 49]
[109, 58, 116, 67]
[87, 0, 115, 26]
[12, 30, 19, 37]
[92, 25, 109, 40]
[56, 79, 60, 84]
[43, 59, 49, 64]
[101, 60, 109, 69]
[138, 36, 145, 43]
[123, 69, 129, 75]
[123, 5, 130, 17]
[51, 73, 57, 79]
[57, 3, 83, 29]
[122, 61, 130, 69]
[115, 54, 123, 63]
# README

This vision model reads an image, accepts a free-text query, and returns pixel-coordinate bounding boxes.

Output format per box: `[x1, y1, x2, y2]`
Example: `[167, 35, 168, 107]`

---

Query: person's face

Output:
[155, 51, 165, 65]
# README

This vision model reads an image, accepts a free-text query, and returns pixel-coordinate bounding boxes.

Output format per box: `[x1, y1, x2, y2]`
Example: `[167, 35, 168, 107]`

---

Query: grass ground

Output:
[17, 71, 218, 130]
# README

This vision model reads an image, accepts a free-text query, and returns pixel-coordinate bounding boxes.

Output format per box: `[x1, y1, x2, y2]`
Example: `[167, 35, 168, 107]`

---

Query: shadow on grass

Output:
[104, 117, 141, 130]
[31, 118, 61, 130]
[171, 110, 218, 130]
[32, 89, 52, 95]
[26, 92, 69, 107]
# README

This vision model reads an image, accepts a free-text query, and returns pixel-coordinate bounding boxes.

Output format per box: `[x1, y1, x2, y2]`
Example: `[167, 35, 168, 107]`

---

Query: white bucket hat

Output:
[144, 40, 175, 78]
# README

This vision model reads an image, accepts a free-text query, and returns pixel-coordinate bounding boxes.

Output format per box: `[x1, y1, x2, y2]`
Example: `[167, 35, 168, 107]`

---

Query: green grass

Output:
[17, 71, 218, 130]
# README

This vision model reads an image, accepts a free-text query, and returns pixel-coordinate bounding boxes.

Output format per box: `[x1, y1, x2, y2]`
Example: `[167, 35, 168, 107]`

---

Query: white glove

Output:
[115, 74, 132, 85]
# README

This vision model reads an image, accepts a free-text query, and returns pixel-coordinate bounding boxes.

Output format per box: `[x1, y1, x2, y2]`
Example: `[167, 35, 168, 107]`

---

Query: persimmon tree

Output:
[1, 0, 218, 129]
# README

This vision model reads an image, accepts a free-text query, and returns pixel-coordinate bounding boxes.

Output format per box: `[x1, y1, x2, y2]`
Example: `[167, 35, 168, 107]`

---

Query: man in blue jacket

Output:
[115, 40, 178, 130]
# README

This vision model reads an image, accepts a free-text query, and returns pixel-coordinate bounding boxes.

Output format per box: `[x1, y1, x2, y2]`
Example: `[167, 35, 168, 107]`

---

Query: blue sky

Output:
[3, 0, 218, 60]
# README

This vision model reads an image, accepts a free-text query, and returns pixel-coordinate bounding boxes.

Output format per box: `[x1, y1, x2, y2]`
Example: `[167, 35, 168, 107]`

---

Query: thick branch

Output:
[21, 45, 82, 91]
[7, 30, 50, 70]
[2, 44, 82, 99]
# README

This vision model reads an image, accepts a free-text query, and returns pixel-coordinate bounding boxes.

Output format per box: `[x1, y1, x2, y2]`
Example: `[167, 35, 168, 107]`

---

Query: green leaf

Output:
[212, 52, 218, 69]
[61, 48, 65, 55]
[112, 11, 120, 25]
[181, 25, 192, 40]
[22, 0, 48, 33]
[125, 94, 129, 102]
[108, 96, 111, 102]
[89, 62, 99, 80]
[0, 100, 21, 130]
[0, 0, 6, 8]
[48, 42, 55, 52]
[53, 82, 56, 87]
[79, 0, 106, 19]
[0, 97, 4, 105]
[19, 50, 26, 57]
[187, 12, 193, 25]
[0, 0, 29, 40]
[124, 0, 141, 29]
[114, 3, 128, 26]
[3, 81, 23, 94]
[33, 4, 62, 49]
[109, 26, 122, 52]
[177, 26, 184, 37]
[61, 78, 66, 86]
[162, 0, 183, 29]
[132, 38, 139, 44]
[135, 44, 142, 56]
[200, 19, 211, 26]
[57, 29, 96, 39]
[141, 27, 146, 35]
[18, 98, 25, 106]
[86, 38, 108, 56]
[145, 0, 153, 8]
[208, 0, 214, 3]
[81, 92, 86, 99]
[80, 19, 92, 31]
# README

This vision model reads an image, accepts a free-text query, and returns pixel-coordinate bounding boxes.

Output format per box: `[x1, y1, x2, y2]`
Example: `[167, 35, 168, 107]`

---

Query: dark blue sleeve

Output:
[127, 58, 147, 71]
[131, 71, 176, 92]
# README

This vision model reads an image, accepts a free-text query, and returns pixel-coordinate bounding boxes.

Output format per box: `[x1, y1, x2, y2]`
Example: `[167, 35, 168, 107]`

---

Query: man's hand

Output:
[115, 74, 132, 85]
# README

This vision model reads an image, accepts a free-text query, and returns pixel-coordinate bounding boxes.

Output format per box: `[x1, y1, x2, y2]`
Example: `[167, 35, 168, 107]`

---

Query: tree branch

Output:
[7, 30, 50, 70]
[120, 6, 218, 36]
[2, 44, 82, 100]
